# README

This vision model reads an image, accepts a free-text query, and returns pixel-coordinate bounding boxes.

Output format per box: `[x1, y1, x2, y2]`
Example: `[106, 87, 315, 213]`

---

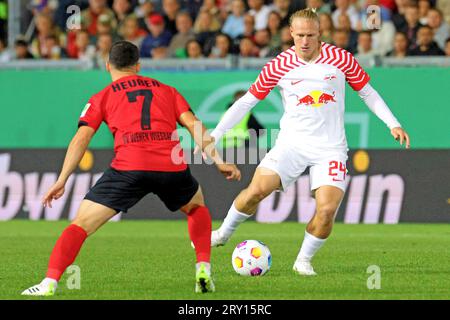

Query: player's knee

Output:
[180, 203, 200, 214]
[71, 217, 95, 236]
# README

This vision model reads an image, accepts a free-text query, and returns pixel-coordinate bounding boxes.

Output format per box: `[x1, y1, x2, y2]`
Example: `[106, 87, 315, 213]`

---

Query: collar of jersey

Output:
[292, 42, 324, 65]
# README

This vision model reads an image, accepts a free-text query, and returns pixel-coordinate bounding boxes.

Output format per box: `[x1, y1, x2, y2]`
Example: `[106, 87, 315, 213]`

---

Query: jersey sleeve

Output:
[248, 58, 279, 100]
[172, 87, 192, 120]
[344, 52, 371, 91]
[78, 97, 103, 132]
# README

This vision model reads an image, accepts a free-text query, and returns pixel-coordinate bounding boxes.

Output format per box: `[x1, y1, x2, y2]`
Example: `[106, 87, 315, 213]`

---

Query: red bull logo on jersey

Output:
[296, 90, 336, 107]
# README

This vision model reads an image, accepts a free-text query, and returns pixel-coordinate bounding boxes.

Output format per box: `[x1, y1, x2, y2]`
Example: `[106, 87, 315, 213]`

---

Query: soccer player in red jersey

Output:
[21, 41, 240, 296]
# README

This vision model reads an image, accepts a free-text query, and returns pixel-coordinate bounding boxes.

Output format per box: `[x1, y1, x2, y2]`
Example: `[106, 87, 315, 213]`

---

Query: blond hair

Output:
[289, 8, 320, 26]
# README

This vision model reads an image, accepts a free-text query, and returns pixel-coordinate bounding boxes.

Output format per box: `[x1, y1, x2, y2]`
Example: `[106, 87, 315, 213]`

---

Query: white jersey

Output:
[249, 43, 370, 151]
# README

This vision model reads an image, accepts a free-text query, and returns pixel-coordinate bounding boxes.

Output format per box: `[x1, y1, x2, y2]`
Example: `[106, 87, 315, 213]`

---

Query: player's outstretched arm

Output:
[209, 91, 260, 142]
[179, 111, 241, 181]
[42, 126, 95, 207]
[358, 83, 410, 149]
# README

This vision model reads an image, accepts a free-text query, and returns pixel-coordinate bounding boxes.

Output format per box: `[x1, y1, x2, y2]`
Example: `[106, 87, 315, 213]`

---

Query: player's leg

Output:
[22, 168, 145, 296]
[179, 187, 215, 293]
[21, 200, 117, 296]
[293, 186, 344, 275]
[154, 168, 215, 293]
[294, 155, 347, 276]
[213, 143, 304, 246]
[212, 166, 282, 246]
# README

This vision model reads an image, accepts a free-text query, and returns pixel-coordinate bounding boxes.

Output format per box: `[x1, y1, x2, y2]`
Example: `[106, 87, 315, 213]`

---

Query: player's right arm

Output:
[43, 97, 103, 208]
[179, 110, 241, 181]
[42, 126, 95, 208]
[208, 58, 279, 143]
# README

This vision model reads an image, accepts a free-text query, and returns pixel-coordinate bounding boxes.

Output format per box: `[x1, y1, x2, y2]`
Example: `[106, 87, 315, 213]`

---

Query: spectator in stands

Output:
[436, 0, 450, 25]
[332, 0, 360, 31]
[194, 11, 218, 56]
[222, 0, 246, 39]
[418, 0, 431, 25]
[408, 25, 445, 55]
[134, 0, 156, 30]
[81, 0, 117, 36]
[140, 14, 172, 58]
[254, 28, 272, 57]
[209, 33, 232, 58]
[355, 31, 376, 59]
[162, 0, 181, 35]
[379, 0, 396, 13]
[186, 39, 204, 58]
[30, 13, 65, 59]
[112, 0, 134, 30]
[306, 0, 331, 14]
[279, 25, 293, 47]
[386, 31, 409, 57]
[41, 34, 66, 60]
[399, 4, 423, 50]
[392, 0, 409, 31]
[332, 28, 353, 53]
[119, 15, 148, 48]
[73, 29, 97, 60]
[336, 14, 358, 53]
[94, 13, 120, 43]
[445, 37, 450, 56]
[239, 37, 259, 57]
[14, 38, 34, 60]
[167, 11, 195, 58]
[242, 13, 256, 41]
[427, 8, 449, 50]
[267, 11, 282, 50]
[248, 0, 275, 31]
[95, 32, 113, 68]
[319, 13, 334, 43]
[0, 38, 10, 62]
[29, 0, 55, 17]
[179, 0, 203, 21]
[199, 0, 222, 31]
[273, 0, 292, 27]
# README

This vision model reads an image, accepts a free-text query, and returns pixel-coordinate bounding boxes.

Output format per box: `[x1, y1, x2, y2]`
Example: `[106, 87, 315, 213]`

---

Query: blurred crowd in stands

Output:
[0, 0, 449, 65]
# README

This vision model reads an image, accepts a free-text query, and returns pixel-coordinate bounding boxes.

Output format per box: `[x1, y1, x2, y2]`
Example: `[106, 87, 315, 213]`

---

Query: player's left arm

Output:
[344, 51, 410, 149]
[357, 83, 410, 149]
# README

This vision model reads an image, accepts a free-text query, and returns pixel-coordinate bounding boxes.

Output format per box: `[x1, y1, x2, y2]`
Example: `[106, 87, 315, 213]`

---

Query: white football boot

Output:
[190, 229, 229, 248]
[293, 259, 317, 276]
[21, 279, 57, 296]
[210, 230, 228, 247]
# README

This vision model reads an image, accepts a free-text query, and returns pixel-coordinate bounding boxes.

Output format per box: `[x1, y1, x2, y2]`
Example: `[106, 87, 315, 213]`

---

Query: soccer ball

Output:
[231, 240, 272, 276]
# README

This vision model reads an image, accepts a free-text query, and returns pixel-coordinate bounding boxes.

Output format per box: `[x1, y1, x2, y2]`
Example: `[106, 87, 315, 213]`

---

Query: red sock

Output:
[46, 224, 88, 281]
[186, 206, 212, 263]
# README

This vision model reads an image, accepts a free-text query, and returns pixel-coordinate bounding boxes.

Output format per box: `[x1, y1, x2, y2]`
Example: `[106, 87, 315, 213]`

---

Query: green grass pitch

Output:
[1, 220, 449, 300]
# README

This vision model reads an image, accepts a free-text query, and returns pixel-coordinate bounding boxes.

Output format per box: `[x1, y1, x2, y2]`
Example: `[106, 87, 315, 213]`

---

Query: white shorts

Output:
[258, 143, 348, 193]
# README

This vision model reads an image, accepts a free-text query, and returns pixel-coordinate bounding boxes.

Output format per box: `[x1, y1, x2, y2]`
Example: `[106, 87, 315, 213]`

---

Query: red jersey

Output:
[79, 75, 190, 171]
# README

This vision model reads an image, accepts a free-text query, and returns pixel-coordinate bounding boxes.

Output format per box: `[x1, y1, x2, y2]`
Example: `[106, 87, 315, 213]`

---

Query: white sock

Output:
[217, 202, 251, 239]
[41, 277, 58, 288]
[297, 231, 327, 262]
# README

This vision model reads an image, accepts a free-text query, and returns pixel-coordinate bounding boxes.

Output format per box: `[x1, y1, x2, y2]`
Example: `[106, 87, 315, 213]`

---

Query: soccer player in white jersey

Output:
[205, 9, 411, 275]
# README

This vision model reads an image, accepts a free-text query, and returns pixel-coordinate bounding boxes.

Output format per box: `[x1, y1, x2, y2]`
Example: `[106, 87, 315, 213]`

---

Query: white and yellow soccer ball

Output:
[231, 240, 272, 276]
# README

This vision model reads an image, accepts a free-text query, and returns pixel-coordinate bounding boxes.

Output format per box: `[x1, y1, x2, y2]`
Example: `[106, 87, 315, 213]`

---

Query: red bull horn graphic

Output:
[296, 90, 336, 107]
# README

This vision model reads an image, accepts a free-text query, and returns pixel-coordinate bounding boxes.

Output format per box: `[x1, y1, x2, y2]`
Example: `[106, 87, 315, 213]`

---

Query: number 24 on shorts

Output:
[328, 160, 347, 182]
